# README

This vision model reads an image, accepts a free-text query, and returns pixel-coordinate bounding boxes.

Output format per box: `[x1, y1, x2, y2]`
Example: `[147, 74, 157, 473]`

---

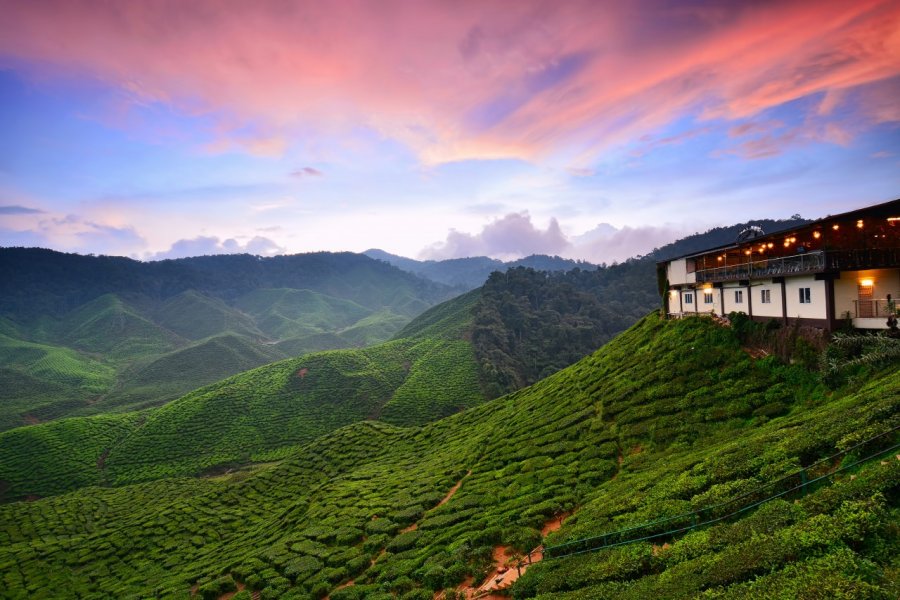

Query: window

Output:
[734, 290, 744, 304]
[704, 292, 714, 304]
[761, 289, 771, 304]
[799, 287, 811, 304]
[684, 292, 693, 304]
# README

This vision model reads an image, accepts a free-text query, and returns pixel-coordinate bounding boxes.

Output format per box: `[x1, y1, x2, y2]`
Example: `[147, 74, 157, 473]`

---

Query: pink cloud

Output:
[421, 212, 569, 260]
[0, 0, 897, 162]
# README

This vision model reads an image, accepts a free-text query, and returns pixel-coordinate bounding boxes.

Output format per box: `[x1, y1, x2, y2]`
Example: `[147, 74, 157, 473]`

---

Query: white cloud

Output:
[148, 235, 285, 260]
[421, 212, 692, 264]
[421, 212, 570, 261]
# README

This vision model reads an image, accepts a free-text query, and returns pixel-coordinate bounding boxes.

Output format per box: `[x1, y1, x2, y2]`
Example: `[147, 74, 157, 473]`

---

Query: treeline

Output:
[472, 262, 658, 397]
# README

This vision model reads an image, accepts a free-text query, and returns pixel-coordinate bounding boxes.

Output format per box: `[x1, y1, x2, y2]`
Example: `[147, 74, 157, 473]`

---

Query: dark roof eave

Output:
[657, 197, 900, 265]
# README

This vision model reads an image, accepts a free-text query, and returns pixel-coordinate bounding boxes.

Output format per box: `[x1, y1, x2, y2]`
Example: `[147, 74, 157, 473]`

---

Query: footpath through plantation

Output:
[0, 314, 897, 599]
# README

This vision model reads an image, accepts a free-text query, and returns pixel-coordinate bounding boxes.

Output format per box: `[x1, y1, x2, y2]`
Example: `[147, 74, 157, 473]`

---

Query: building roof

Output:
[657, 198, 900, 264]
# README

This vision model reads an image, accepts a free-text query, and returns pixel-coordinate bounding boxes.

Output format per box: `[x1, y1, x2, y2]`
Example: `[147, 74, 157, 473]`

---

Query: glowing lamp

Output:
[717, 256, 722, 262]
[857, 220, 864, 229]
[744, 249, 751, 256]
[860, 278, 874, 287]
[783, 241, 790, 247]
[813, 231, 821, 239]
[767, 242, 774, 248]
[832, 224, 840, 230]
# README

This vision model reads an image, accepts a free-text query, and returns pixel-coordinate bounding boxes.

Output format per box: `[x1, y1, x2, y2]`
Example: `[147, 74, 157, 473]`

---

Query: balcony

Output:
[693, 247, 900, 283]
[694, 251, 825, 283]
[851, 299, 896, 319]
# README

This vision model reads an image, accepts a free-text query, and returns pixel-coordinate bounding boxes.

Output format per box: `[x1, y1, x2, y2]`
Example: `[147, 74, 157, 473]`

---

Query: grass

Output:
[0, 315, 895, 598]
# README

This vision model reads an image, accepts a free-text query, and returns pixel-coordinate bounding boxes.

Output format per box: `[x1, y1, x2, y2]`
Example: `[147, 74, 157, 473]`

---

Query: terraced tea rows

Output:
[1, 316, 895, 598]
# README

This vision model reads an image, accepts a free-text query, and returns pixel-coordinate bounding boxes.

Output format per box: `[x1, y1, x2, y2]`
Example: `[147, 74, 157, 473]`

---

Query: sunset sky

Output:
[1, 0, 898, 263]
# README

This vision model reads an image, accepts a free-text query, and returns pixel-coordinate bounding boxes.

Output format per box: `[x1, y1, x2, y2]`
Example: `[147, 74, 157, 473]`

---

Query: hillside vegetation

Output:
[0, 315, 896, 599]
[0, 290, 486, 499]
[0, 249, 454, 429]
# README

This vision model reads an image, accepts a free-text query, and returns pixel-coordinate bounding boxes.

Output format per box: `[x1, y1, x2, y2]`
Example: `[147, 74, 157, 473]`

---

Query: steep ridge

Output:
[0, 315, 896, 598]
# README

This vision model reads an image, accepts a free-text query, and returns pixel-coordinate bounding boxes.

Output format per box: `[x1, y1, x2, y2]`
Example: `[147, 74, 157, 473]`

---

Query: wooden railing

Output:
[694, 248, 899, 283]
[694, 251, 825, 283]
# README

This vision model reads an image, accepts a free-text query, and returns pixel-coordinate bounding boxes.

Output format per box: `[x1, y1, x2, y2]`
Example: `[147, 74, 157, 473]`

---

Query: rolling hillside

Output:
[0, 290, 486, 499]
[0, 315, 895, 598]
[0, 249, 455, 429]
[0, 265, 664, 500]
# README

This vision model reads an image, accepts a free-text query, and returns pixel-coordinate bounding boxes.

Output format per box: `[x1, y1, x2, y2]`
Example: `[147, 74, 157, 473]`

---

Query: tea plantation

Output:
[1, 315, 896, 598]
[0, 290, 485, 500]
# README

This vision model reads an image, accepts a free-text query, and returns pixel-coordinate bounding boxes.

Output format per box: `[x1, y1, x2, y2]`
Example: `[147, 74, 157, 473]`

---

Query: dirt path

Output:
[436, 471, 471, 508]
[452, 512, 572, 598]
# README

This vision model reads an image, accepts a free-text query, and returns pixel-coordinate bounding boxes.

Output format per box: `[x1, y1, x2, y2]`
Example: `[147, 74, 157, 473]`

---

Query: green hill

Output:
[99, 333, 287, 411]
[234, 288, 371, 339]
[0, 315, 895, 598]
[154, 291, 263, 341]
[0, 333, 116, 430]
[56, 294, 184, 358]
[0, 249, 458, 425]
[0, 290, 486, 498]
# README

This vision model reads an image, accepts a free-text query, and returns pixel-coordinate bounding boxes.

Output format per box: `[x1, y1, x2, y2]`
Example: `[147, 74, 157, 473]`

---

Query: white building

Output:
[658, 199, 900, 331]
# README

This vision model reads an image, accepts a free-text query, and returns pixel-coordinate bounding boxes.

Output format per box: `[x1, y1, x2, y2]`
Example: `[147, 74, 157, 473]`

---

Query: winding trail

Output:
[450, 512, 573, 599]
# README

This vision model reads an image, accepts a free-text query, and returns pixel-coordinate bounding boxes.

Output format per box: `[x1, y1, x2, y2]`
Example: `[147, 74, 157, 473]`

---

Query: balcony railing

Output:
[693, 247, 900, 283]
[852, 299, 897, 319]
[695, 251, 825, 283]
[826, 248, 900, 270]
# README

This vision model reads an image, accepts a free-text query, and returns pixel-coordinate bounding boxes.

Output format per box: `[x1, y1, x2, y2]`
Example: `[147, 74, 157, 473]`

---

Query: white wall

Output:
[834, 268, 900, 319]
[697, 287, 722, 315]
[667, 259, 695, 286]
[784, 276, 827, 320]
[722, 283, 749, 315]
[681, 289, 699, 313]
[752, 280, 783, 319]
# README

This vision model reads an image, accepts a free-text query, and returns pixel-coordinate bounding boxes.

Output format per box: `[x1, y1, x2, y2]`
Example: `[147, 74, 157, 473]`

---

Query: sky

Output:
[0, 0, 898, 264]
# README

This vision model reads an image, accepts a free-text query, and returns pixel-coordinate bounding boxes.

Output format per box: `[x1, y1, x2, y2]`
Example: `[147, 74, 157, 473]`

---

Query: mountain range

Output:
[4, 213, 889, 600]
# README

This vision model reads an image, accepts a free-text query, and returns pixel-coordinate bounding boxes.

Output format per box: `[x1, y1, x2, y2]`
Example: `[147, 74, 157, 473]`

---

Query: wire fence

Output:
[542, 424, 900, 561]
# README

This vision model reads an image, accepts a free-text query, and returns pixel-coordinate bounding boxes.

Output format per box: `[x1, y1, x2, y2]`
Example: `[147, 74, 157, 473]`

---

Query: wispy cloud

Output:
[290, 167, 323, 178]
[0, 205, 44, 215]
[1, 1, 896, 163]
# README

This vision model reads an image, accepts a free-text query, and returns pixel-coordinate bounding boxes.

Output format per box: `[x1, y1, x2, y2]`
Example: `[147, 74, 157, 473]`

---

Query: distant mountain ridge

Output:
[363, 249, 596, 289]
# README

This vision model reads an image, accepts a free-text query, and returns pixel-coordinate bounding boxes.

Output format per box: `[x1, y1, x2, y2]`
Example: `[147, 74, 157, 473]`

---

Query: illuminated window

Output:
[761, 289, 771, 304]
[799, 288, 811, 304]
[734, 290, 743, 304]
